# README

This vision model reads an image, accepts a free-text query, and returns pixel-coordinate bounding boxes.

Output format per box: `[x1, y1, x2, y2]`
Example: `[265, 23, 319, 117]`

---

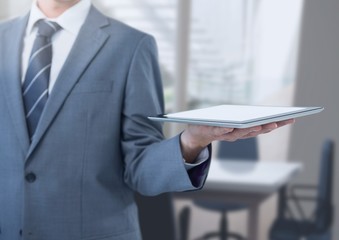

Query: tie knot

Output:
[36, 20, 61, 38]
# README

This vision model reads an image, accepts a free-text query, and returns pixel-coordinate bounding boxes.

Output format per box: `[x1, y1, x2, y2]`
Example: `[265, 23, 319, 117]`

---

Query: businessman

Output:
[0, 0, 294, 239]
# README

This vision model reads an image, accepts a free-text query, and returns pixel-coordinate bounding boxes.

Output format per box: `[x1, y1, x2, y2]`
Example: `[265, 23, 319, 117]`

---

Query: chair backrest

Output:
[217, 137, 259, 161]
[315, 139, 335, 231]
[135, 192, 177, 240]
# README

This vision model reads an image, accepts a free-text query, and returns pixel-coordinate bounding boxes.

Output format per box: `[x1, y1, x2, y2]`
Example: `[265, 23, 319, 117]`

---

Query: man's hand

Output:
[180, 119, 295, 163]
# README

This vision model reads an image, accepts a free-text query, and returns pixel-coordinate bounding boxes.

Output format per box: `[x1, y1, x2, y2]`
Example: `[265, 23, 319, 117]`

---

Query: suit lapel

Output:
[1, 15, 30, 154]
[27, 7, 110, 157]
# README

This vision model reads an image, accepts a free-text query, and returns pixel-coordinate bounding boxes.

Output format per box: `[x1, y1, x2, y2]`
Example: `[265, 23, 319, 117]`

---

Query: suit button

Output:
[25, 173, 37, 183]
[19, 229, 22, 236]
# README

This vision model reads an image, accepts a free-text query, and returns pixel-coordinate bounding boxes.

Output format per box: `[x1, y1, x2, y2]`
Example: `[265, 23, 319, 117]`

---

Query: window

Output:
[3, 0, 304, 111]
[96, 0, 303, 111]
[187, 0, 304, 108]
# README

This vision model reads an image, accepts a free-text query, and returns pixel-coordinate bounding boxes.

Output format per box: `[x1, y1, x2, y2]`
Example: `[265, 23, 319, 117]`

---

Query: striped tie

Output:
[23, 20, 61, 139]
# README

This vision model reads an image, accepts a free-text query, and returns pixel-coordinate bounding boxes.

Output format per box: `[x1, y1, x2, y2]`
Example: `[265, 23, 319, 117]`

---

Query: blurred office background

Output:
[1, 0, 338, 239]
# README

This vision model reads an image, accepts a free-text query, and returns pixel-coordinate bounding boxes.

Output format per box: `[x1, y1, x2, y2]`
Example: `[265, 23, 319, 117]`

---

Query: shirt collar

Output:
[26, 0, 91, 36]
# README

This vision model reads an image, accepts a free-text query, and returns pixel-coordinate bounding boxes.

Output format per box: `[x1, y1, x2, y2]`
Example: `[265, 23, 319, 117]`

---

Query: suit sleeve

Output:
[121, 34, 210, 196]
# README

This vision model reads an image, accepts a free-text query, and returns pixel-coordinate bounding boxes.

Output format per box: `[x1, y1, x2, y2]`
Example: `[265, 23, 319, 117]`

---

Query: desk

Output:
[175, 160, 301, 240]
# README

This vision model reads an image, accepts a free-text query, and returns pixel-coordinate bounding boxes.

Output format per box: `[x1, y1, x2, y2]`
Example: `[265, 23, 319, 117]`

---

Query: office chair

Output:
[269, 139, 335, 240]
[192, 138, 259, 240]
[179, 206, 191, 240]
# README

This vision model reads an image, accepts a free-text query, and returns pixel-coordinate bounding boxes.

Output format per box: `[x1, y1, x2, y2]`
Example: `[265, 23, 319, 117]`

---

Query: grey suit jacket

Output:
[0, 6, 210, 240]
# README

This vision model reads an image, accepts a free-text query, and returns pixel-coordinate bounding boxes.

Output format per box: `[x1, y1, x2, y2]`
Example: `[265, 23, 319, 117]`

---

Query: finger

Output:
[209, 126, 234, 138]
[241, 126, 274, 138]
[276, 119, 295, 127]
[219, 126, 262, 141]
[220, 127, 234, 135]
[240, 131, 259, 139]
[261, 122, 278, 130]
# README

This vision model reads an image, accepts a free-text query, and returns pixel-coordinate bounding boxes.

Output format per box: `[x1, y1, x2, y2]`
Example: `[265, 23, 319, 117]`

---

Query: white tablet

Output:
[148, 105, 323, 128]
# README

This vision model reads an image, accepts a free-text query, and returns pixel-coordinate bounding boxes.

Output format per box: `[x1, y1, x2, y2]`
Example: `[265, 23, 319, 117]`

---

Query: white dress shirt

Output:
[184, 147, 209, 170]
[21, 0, 91, 93]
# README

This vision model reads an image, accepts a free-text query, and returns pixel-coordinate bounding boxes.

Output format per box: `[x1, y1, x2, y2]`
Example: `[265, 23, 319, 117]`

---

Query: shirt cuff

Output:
[183, 147, 210, 170]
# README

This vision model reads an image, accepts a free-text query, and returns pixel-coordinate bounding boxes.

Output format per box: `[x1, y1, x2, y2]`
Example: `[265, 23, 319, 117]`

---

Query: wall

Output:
[289, 0, 339, 236]
[9, 1, 31, 18]
[0, 1, 9, 20]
